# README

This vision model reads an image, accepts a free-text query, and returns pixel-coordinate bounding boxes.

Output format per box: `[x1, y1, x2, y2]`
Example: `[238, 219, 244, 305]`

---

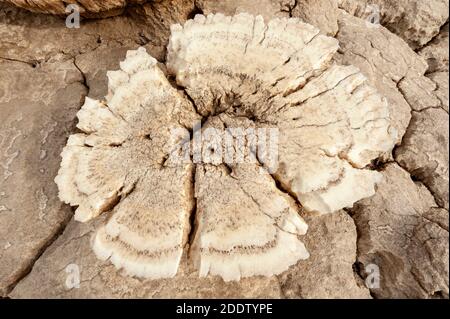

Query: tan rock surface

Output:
[0, 0, 194, 63]
[10, 209, 370, 298]
[0, 1, 448, 299]
[350, 164, 449, 298]
[419, 23, 449, 74]
[335, 10, 436, 143]
[0, 58, 86, 295]
[427, 72, 449, 113]
[9, 216, 282, 298]
[195, 0, 338, 35]
[3, 0, 147, 18]
[279, 211, 371, 299]
[338, 0, 449, 49]
[0, 1, 194, 297]
[395, 108, 449, 210]
[291, 0, 338, 36]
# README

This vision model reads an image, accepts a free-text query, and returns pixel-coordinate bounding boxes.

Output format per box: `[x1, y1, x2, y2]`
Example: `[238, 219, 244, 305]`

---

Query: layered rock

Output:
[338, 0, 449, 49]
[0, 1, 448, 299]
[195, 0, 338, 35]
[0, 58, 86, 295]
[395, 109, 449, 210]
[3, 0, 147, 18]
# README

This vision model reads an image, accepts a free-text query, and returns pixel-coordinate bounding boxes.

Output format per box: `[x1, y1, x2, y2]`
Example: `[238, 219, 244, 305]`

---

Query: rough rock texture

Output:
[195, 0, 290, 20]
[279, 211, 371, 298]
[9, 216, 282, 298]
[0, 0, 195, 63]
[0, 0, 448, 299]
[350, 164, 449, 298]
[419, 23, 449, 114]
[0, 58, 86, 295]
[3, 0, 148, 18]
[427, 72, 449, 114]
[291, 0, 338, 36]
[419, 24, 449, 74]
[395, 108, 449, 210]
[338, 0, 449, 49]
[195, 0, 338, 35]
[52, 15, 397, 282]
[10, 210, 370, 298]
[192, 164, 309, 281]
[335, 10, 438, 144]
[392, 22, 449, 212]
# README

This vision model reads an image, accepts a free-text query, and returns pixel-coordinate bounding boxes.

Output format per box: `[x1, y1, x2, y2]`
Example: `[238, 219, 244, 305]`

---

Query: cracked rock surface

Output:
[3, 0, 149, 18]
[338, 0, 449, 50]
[350, 163, 448, 298]
[0, 0, 449, 298]
[395, 108, 449, 210]
[196, 0, 338, 35]
[335, 9, 433, 144]
[10, 209, 370, 298]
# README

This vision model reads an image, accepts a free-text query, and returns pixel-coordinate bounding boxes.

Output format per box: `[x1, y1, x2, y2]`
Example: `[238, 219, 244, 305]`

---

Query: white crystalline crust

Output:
[167, 13, 397, 215]
[193, 164, 309, 281]
[55, 48, 198, 279]
[55, 13, 398, 281]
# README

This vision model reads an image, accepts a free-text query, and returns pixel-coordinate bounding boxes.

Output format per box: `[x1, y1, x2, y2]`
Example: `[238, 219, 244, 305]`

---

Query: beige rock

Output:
[0, 3, 141, 63]
[74, 45, 133, 100]
[4, 0, 147, 18]
[424, 207, 449, 232]
[193, 164, 309, 281]
[0, 1, 194, 64]
[335, 10, 437, 143]
[291, 0, 338, 36]
[395, 22, 446, 114]
[9, 217, 282, 298]
[126, 0, 196, 59]
[55, 14, 398, 282]
[338, 0, 449, 49]
[350, 164, 449, 298]
[195, 0, 290, 20]
[195, 0, 338, 35]
[55, 48, 199, 278]
[395, 108, 449, 210]
[427, 72, 449, 113]
[0, 58, 86, 296]
[9, 204, 370, 298]
[0, 2, 196, 296]
[419, 23, 449, 113]
[278, 211, 371, 299]
[168, 14, 397, 216]
[419, 24, 449, 74]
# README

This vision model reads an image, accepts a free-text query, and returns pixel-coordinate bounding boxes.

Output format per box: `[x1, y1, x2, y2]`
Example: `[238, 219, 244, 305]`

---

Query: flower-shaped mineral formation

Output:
[55, 13, 397, 281]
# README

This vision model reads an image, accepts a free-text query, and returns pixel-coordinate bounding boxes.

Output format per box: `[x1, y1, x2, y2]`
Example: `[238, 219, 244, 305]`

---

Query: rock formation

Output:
[54, 15, 397, 281]
[0, 0, 448, 298]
